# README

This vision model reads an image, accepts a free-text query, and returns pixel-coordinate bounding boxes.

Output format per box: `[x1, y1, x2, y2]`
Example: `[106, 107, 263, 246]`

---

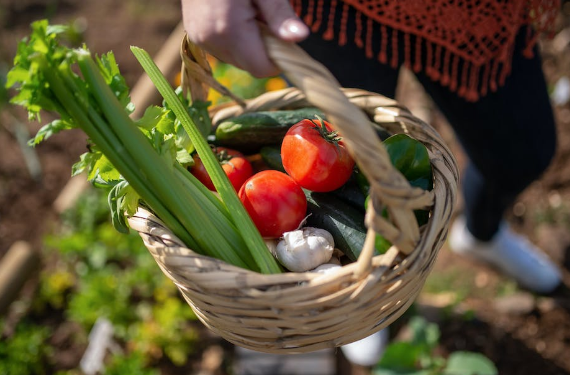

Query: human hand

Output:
[181, 0, 309, 77]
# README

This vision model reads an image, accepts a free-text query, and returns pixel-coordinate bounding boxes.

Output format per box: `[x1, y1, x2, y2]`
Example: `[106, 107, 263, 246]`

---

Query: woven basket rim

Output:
[128, 85, 458, 353]
[126, 86, 459, 311]
[125, 34, 460, 353]
[129, 83, 456, 271]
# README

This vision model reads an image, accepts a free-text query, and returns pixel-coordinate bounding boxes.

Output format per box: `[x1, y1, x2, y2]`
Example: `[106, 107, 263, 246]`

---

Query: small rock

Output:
[493, 292, 535, 315]
[197, 345, 224, 375]
[537, 297, 557, 314]
[475, 271, 490, 288]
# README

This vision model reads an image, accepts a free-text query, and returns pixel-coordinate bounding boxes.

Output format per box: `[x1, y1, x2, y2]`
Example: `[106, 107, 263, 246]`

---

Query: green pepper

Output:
[358, 134, 433, 254]
[383, 134, 433, 192]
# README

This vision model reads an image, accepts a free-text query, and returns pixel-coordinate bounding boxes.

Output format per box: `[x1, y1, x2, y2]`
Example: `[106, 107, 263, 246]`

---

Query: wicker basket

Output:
[127, 32, 459, 354]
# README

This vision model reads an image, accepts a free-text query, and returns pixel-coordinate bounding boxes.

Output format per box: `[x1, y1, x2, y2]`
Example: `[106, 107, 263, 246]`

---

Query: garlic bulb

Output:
[275, 227, 334, 272]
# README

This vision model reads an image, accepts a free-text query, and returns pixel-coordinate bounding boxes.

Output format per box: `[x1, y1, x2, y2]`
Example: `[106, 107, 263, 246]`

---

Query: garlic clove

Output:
[275, 227, 334, 272]
[311, 263, 342, 274]
[264, 239, 279, 257]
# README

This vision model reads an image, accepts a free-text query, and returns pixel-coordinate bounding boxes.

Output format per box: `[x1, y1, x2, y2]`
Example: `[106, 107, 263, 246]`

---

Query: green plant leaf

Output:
[176, 148, 193, 166]
[96, 52, 134, 114]
[409, 316, 440, 350]
[103, 351, 158, 375]
[136, 105, 174, 133]
[108, 180, 135, 234]
[87, 151, 122, 186]
[186, 99, 212, 139]
[443, 351, 498, 375]
[28, 119, 75, 145]
[375, 342, 423, 371]
[374, 370, 431, 375]
[0, 319, 53, 375]
[67, 270, 136, 334]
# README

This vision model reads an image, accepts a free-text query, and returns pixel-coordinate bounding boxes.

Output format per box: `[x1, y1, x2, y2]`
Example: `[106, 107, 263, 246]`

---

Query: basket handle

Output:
[259, 29, 434, 274]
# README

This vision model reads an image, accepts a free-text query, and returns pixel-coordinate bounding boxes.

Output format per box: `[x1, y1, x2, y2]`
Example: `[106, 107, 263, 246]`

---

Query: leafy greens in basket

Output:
[6, 20, 281, 274]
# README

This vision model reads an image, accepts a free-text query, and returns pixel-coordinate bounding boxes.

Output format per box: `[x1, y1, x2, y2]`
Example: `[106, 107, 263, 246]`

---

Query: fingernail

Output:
[279, 19, 309, 40]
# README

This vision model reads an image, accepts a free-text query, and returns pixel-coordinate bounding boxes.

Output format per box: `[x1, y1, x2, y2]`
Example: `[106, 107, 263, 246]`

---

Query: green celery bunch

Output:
[6, 20, 281, 274]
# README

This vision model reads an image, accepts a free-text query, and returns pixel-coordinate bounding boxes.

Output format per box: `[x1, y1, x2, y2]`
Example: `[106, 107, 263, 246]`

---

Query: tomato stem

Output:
[310, 116, 343, 151]
[310, 116, 342, 143]
[209, 145, 236, 163]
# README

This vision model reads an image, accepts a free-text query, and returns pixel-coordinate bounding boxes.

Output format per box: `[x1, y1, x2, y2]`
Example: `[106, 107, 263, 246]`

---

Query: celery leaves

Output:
[6, 19, 279, 272]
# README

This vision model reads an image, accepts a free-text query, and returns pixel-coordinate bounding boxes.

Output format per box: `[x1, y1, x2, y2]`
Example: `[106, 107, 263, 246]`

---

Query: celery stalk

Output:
[131, 46, 281, 274]
[7, 21, 273, 272]
[39, 57, 198, 249]
[75, 53, 257, 270]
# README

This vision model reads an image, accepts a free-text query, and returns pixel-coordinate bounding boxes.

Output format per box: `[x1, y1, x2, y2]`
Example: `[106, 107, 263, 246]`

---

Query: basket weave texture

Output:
[127, 32, 459, 354]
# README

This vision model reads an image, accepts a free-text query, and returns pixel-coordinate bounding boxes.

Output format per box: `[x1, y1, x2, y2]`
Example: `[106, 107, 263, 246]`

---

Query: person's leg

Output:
[414, 28, 561, 292]
[299, 0, 561, 292]
[415, 36, 556, 240]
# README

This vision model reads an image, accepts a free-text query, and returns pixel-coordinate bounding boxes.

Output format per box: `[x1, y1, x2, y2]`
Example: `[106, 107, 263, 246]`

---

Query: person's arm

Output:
[181, 0, 309, 77]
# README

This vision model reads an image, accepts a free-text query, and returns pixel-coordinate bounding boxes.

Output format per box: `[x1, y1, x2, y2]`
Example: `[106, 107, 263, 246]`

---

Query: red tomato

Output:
[238, 170, 307, 238]
[190, 147, 253, 191]
[281, 118, 355, 192]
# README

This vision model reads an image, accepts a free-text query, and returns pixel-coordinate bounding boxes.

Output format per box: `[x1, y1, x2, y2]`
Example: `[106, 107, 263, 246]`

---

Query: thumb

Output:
[254, 0, 310, 42]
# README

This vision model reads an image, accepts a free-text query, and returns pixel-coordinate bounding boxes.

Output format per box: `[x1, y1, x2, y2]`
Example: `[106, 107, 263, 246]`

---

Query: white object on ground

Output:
[552, 76, 570, 106]
[449, 215, 562, 293]
[340, 328, 390, 367]
[80, 317, 116, 375]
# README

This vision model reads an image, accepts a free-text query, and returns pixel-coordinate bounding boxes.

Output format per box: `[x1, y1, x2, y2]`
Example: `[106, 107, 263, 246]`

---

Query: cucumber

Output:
[214, 107, 325, 154]
[259, 146, 286, 173]
[303, 189, 389, 262]
[329, 176, 366, 212]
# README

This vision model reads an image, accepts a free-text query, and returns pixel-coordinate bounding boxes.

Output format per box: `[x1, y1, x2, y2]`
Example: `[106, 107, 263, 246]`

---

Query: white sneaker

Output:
[340, 328, 389, 367]
[448, 216, 562, 294]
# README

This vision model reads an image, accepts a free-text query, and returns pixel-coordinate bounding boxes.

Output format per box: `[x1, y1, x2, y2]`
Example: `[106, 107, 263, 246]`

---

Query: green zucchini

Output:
[214, 107, 325, 154]
[303, 189, 389, 262]
[329, 176, 366, 212]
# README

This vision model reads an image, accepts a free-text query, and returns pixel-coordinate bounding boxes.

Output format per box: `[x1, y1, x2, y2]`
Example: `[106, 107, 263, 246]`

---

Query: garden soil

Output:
[1, 1, 570, 374]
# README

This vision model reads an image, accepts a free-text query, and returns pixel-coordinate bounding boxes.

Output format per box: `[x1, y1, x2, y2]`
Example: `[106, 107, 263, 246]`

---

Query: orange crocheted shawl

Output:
[292, 0, 560, 101]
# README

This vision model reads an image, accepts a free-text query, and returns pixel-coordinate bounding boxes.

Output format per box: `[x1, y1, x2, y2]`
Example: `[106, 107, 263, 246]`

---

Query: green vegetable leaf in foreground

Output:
[6, 19, 279, 273]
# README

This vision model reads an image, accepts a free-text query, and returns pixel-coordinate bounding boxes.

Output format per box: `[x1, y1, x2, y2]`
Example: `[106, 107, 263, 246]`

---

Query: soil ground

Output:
[2, 1, 570, 374]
